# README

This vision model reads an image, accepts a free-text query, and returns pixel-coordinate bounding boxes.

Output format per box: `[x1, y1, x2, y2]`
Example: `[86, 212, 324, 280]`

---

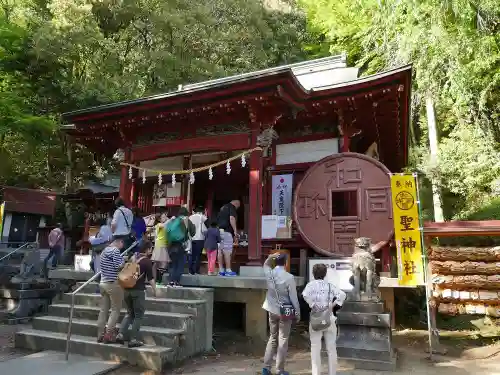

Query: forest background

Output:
[0, 0, 499, 232]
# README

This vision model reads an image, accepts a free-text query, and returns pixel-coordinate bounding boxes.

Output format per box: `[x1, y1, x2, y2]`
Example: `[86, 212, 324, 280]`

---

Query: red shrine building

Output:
[61, 54, 411, 278]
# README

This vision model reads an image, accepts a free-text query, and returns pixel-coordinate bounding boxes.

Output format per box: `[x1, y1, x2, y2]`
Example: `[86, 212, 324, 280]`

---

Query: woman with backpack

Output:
[302, 263, 346, 375]
[166, 207, 195, 287]
[116, 240, 156, 348]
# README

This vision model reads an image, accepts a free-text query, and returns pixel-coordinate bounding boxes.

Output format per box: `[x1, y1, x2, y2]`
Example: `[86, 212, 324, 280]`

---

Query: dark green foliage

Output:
[0, 0, 312, 191]
[298, 0, 500, 221]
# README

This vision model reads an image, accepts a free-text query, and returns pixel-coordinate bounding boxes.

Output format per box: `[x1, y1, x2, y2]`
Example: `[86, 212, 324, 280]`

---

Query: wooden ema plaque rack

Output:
[423, 220, 500, 354]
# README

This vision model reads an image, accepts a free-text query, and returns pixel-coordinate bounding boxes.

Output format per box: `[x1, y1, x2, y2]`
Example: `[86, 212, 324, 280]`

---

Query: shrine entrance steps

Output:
[14, 283, 214, 372]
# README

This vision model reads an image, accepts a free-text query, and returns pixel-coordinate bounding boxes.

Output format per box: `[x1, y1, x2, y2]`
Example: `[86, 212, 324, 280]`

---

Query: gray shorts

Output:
[220, 232, 234, 253]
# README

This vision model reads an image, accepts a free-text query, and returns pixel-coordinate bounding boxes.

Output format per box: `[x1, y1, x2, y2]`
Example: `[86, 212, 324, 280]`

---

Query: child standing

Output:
[204, 220, 221, 275]
[151, 213, 169, 284]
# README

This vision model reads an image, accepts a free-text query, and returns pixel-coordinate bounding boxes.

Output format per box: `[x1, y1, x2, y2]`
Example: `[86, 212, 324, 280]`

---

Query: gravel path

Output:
[0, 323, 34, 362]
[108, 348, 500, 375]
[2, 323, 499, 375]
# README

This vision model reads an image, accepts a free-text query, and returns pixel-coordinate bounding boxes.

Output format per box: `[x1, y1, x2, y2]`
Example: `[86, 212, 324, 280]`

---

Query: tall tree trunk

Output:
[426, 95, 444, 222]
[65, 136, 73, 193]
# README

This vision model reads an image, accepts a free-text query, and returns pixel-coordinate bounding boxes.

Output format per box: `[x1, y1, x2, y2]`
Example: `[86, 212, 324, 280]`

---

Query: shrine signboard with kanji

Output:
[390, 174, 424, 286]
[293, 153, 394, 257]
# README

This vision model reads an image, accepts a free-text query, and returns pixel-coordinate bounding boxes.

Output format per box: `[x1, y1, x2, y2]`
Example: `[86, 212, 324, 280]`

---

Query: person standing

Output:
[97, 236, 126, 344]
[111, 197, 134, 252]
[262, 253, 300, 375]
[188, 206, 207, 275]
[151, 213, 169, 284]
[116, 240, 156, 348]
[89, 218, 113, 282]
[131, 208, 147, 248]
[166, 207, 195, 287]
[44, 223, 65, 275]
[302, 263, 346, 375]
[216, 199, 240, 276]
[204, 220, 221, 275]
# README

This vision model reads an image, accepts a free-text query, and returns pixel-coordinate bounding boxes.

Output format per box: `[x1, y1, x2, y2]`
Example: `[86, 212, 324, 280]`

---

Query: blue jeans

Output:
[44, 245, 61, 268]
[119, 289, 146, 341]
[168, 242, 185, 283]
[189, 240, 204, 274]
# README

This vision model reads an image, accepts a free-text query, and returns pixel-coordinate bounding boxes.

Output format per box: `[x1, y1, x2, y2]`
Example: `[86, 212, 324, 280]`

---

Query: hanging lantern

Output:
[189, 171, 195, 185]
[158, 173, 162, 185]
[208, 167, 213, 180]
[142, 169, 146, 184]
[226, 160, 231, 175]
[241, 153, 246, 168]
[172, 173, 176, 187]
[128, 166, 133, 179]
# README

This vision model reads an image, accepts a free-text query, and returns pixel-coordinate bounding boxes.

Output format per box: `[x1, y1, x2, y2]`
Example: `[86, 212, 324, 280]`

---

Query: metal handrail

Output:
[0, 242, 36, 263]
[65, 240, 139, 360]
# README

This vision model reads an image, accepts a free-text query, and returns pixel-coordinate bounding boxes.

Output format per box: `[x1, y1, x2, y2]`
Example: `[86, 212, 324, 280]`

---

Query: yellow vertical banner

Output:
[390, 175, 424, 286]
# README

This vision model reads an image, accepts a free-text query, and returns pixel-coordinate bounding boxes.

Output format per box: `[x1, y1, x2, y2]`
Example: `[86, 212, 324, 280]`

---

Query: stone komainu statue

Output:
[349, 237, 380, 301]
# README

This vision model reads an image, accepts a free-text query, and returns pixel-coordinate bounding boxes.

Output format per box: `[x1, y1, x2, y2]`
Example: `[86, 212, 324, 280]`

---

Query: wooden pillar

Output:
[65, 136, 74, 193]
[380, 288, 396, 327]
[130, 179, 137, 208]
[341, 133, 350, 152]
[424, 236, 446, 354]
[129, 162, 139, 208]
[119, 148, 133, 206]
[247, 107, 262, 265]
[181, 156, 191, 210]
[205, 186, 214, 218]
[382, 244, 391, 273]
[186, 155, 193, 210]
[299, 248, 308, 278]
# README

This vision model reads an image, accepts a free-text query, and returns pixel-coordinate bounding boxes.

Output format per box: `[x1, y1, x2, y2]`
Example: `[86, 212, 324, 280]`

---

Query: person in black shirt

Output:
[116, 240, 156, 348]
[216, 199, 240, 276]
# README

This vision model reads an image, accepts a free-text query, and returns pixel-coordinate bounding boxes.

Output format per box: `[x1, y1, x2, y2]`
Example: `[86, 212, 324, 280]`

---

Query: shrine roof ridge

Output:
[311, 64, 412, 92]
[62, 55, 411, 123]
[62, 55, 345, 121]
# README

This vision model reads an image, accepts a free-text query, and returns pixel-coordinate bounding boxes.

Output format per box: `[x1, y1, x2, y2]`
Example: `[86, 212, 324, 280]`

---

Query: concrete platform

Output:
[179, 273, 306, 288]
[50, 268, 306, 287]
[0, 350, 121, 375]
[49, 268, 93, 280]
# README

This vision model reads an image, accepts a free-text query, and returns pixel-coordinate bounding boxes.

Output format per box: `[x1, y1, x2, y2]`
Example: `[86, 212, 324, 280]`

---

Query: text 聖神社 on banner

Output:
[390, 175, 424, 286]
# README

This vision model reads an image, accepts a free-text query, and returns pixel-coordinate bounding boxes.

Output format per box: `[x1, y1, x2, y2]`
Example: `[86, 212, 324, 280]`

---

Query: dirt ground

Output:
[2, 323, 500, 375]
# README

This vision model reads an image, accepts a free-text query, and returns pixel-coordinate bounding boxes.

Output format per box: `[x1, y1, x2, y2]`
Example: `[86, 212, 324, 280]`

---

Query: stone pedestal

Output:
[336, 301, 397, 371]
[0, 278, 58, 323]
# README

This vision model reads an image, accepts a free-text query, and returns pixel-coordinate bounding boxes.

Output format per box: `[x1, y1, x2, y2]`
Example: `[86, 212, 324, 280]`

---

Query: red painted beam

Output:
[247, 130, 263, 265]
[424, 220, 500, 237]
[131, 133, 251, 162]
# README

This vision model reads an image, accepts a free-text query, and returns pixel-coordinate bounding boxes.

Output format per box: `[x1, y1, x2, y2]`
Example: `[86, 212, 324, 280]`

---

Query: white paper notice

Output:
[308, 258, 353, 291]
[74, 255, 92, 272]
[261, 215, 279, 239]
[277, 216, 288, 228]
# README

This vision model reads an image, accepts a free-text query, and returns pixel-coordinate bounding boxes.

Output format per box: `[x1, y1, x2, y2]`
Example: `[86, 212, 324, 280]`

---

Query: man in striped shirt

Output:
[97, 236, 125, 343]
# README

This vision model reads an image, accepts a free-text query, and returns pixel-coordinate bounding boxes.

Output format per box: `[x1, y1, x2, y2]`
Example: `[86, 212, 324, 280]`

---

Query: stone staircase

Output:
[15, 283, 214, 371]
